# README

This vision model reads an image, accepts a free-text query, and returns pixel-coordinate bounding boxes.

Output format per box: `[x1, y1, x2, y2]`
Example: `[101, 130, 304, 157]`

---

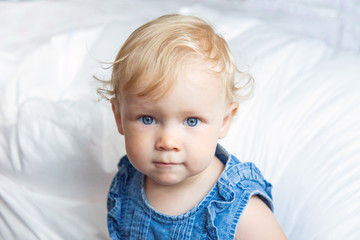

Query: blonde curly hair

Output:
[97, 14, 253, 103]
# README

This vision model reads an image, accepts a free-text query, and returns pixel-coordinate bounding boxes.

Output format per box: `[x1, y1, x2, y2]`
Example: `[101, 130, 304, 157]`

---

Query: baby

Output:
[101, 14, 287, 239]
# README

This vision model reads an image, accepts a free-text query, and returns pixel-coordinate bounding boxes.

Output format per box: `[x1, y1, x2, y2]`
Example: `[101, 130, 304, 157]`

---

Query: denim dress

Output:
[107, 144, 273, 239]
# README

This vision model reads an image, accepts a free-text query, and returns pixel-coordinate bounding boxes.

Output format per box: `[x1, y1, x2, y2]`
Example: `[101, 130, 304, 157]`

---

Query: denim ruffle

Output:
[204, 146, 273, 239]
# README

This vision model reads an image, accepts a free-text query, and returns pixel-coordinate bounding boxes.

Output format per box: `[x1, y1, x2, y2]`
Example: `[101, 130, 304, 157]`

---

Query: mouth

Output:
[153, 162, 180, 167]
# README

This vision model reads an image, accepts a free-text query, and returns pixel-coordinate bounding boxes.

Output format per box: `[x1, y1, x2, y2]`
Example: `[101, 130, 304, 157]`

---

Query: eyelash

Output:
[138, 116, 201, 127]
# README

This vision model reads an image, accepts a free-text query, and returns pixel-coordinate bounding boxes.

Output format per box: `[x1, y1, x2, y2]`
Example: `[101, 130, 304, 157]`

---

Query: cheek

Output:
[187, 132, 218, 161]
[123, 127, 153, 164]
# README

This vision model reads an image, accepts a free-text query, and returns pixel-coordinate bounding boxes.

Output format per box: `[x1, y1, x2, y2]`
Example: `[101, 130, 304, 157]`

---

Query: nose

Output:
[155, 128, 181, 152]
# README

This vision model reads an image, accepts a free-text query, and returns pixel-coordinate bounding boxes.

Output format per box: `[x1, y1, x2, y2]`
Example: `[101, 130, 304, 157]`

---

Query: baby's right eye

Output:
[139, 116, 156, 125]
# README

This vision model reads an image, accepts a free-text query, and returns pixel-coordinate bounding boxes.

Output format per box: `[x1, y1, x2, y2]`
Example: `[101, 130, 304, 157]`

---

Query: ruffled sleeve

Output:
[107, 156, 134, 210]
[206, 156, 273, 239]
[107, 156, 136, 239]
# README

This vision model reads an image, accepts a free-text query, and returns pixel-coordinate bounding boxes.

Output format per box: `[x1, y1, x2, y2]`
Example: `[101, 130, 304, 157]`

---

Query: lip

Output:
[154, 162, 180, 167]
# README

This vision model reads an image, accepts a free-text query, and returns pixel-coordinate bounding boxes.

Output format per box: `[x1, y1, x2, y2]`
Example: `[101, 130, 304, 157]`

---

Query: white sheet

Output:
[1, 0, 359, 239]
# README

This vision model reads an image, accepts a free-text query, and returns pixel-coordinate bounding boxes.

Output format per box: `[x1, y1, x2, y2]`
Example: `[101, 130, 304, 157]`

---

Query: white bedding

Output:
[1, 0, 359, 239]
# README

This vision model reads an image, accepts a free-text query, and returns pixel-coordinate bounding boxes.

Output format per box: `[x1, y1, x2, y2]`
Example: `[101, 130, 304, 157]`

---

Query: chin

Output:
[151, 175, 184, 186]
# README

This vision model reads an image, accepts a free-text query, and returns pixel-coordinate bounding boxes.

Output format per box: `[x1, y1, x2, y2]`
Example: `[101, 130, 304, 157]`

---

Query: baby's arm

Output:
[235, 196, 287, 240]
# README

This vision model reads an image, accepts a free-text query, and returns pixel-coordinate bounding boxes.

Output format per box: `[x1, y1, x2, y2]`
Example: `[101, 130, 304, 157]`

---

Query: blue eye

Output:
[139, 116, 155, 125]
[185, 117, 200, 127]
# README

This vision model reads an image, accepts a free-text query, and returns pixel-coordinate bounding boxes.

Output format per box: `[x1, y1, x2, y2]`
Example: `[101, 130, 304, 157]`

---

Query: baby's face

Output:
[112, 66, 237, 187]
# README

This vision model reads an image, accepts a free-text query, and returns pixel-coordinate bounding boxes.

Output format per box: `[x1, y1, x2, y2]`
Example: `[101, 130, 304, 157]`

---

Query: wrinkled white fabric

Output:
[1, 0, 359, 239]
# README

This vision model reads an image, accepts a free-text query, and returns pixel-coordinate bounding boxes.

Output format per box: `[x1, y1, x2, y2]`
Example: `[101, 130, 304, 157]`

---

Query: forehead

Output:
[180, 64, 224, 94]
[124, 59, 226, 101]
[121, 66, 227, 114]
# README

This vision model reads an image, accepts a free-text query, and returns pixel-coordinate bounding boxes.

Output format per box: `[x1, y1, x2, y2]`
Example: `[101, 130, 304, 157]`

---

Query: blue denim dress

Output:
[107, 144, 273, 239]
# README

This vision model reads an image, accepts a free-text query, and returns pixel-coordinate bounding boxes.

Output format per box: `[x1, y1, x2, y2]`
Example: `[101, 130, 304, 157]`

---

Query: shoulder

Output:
[217, 151, 286, 239]
[235, 195, 288, 240]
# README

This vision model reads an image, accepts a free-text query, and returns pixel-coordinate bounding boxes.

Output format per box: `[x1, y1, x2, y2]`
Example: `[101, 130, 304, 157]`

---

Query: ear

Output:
[219, 102, 238, 139]
[111, 97, 124, 135]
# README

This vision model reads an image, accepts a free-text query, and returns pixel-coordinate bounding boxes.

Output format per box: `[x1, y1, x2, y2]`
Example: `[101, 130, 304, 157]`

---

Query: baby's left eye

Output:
[184, 117, 200, 127]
